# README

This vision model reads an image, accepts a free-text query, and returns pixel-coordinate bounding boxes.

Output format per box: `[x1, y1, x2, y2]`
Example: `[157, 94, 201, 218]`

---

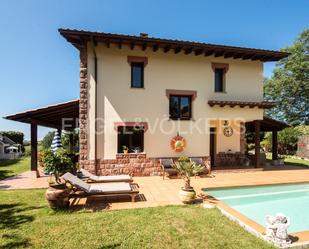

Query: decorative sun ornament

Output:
[170, 135, 186, 152]
[223, 127, 233, 137]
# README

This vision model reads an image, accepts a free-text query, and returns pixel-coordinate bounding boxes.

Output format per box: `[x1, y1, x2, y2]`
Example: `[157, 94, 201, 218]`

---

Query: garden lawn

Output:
[284, 156, 309, 167]
[0, 189, 276, 249]
[0, 157, 30, 180]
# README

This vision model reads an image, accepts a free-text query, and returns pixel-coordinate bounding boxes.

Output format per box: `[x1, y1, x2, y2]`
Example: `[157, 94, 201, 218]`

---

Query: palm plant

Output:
[172, 156, 205, 190]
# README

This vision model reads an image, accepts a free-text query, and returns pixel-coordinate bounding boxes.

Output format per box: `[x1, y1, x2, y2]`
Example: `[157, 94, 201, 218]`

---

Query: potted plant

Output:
[122, 145, 129, 154]
[172, 156, 205, 204]
[42, 148, 75, 186]
[42, 148, 75, 209]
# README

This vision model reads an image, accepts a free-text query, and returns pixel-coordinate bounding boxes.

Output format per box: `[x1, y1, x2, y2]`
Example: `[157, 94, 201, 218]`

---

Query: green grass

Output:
[0, 189, 276, 249]
[0, 157, 30, 180]
[284, 156, 309, 167]
[266, 154, 309, 168]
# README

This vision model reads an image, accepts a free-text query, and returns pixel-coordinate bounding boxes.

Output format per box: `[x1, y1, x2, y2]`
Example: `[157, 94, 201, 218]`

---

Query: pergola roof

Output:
[59, 28, 289, 62]
[246, 116, 289, 132]
[4, 100, 79, 130]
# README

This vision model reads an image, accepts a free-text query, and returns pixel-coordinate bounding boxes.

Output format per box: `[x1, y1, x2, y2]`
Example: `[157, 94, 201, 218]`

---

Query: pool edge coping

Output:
[202, 182, 309, 248]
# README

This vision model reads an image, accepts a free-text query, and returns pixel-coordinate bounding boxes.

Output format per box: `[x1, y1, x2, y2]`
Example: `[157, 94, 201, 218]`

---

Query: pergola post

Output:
[272, 129, 278, 160]
[30, 123, 38, 176]
[254, 120, 260, 168]
[68, 132, 74, 153]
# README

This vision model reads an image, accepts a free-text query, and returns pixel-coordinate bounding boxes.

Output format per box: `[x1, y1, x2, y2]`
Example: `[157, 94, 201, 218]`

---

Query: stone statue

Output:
[264, 213, 291, 247]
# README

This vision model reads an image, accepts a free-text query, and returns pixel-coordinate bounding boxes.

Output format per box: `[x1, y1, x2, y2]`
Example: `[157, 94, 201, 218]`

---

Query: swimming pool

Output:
[206, 183, 309, 233]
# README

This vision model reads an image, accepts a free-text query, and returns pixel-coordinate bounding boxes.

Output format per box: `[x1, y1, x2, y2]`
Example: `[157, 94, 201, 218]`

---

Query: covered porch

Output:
[246, 116, 289, 167]
[4, 100, 79, 176]
[212, 116, 289, 170]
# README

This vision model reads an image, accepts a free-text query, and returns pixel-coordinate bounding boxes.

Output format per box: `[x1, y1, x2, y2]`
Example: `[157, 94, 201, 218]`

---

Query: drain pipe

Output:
[91, 37, 98, 175]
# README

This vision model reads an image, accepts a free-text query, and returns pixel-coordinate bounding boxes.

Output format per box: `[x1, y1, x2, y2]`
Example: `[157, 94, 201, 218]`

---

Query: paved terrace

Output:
[1, 167, 309, 211]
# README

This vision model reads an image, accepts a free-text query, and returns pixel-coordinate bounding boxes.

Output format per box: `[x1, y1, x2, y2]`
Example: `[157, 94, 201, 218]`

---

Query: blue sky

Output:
[0, 0, 308, 140]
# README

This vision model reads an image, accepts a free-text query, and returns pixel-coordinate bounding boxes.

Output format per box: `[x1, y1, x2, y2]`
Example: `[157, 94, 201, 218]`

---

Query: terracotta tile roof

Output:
[58, 28, 289, 62]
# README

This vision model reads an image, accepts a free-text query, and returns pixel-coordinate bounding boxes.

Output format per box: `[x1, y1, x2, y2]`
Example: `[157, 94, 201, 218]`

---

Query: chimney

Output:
[140, 33, 148, 38]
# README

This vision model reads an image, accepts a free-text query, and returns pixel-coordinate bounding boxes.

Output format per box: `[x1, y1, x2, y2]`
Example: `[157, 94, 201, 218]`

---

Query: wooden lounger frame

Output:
[67, 183, 139, 202]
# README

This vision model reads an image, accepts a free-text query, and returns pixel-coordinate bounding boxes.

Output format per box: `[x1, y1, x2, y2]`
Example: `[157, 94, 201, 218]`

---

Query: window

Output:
[215, 68, 224, 92]
[169, 95, 192, 120]
[212, 63, 229, 93]
[117, 126, 144, 153]
[131, 63, 144, 88]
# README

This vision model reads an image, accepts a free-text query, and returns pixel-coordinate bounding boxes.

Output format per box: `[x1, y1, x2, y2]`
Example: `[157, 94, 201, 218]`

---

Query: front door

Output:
[209, 128, 216, 168]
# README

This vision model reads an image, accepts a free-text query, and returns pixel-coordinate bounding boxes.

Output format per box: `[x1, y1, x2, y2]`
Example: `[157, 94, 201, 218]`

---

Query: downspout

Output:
[91, 37, 98, 175]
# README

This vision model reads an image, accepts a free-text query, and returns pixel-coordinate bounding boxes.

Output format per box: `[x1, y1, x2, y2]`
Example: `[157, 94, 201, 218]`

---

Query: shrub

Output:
[261, 126, 303, 155]
[42, 149, 74, 183]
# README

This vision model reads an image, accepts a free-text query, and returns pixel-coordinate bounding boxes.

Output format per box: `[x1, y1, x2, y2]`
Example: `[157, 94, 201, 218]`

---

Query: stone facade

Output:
[97, 153, 161, 176]
[297, 135, 309, 159]
[79, 44, 89, 170]
[96, 153, 211, 177]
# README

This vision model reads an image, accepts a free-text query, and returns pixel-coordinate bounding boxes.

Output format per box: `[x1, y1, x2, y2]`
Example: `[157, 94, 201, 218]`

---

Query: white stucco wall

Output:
[87, 44, 264, 159]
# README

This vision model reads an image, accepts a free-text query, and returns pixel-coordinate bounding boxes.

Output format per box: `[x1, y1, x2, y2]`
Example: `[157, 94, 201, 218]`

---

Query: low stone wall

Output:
[80, 154, 211, 177]
[97, 153, 162, 176]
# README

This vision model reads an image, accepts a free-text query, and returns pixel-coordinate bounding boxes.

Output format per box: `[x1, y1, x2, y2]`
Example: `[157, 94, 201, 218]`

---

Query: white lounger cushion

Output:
[92, 175, 131, 181]
[80, 168, 131, 182]
[62, 172, 133, 194]
[89, 183, 132, 193]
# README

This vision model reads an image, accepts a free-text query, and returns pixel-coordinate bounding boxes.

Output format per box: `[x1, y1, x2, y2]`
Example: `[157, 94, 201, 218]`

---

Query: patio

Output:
[1, 167, 309, 210]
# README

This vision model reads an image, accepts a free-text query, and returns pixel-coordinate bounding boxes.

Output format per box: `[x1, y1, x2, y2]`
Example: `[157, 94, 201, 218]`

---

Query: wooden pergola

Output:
[246, 117, 289, 167]
[4, 100, 79, 175]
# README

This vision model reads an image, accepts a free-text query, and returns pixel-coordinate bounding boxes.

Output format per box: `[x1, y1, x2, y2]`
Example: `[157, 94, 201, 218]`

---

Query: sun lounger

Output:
[159, 158, 178, 179]
[62, 172, 139, 202]
[79, 168, 133, 183]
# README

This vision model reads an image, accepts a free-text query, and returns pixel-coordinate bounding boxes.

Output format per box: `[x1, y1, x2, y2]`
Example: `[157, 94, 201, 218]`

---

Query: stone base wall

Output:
[97, 153, 162, 177]
[81, 154, 211, 177]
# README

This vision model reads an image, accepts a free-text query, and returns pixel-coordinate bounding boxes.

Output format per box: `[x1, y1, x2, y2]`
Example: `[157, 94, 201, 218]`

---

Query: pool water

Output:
[206, 183, 309, 233]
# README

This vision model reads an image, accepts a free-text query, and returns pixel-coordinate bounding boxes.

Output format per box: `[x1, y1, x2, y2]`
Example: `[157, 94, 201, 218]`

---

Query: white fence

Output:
[0, 152, 22, 160]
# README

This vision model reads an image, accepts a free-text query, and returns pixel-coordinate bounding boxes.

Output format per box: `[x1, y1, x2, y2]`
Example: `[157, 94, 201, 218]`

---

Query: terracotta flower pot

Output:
[45, 184, 70, 209]
[179, 187, 196, 204]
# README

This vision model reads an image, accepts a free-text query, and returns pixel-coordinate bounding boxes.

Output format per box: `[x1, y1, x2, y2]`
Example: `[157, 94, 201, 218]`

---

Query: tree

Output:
[40, 131, 55, 150]
[0, 131, 24, 145]
[0, 131, 25, 152]
[40, 130, 79, 152]
[262, 126, 306, 155]
[264, 28, 309, 125]
[61, 130, 79, 153]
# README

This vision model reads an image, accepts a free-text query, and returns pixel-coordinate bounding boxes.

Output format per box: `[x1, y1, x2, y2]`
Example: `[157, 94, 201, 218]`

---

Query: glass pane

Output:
[132, 64, 143, 88]
[170, 96, 180, 119]
[215, 68, 224, 92]
[180, 97, 190, 118]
